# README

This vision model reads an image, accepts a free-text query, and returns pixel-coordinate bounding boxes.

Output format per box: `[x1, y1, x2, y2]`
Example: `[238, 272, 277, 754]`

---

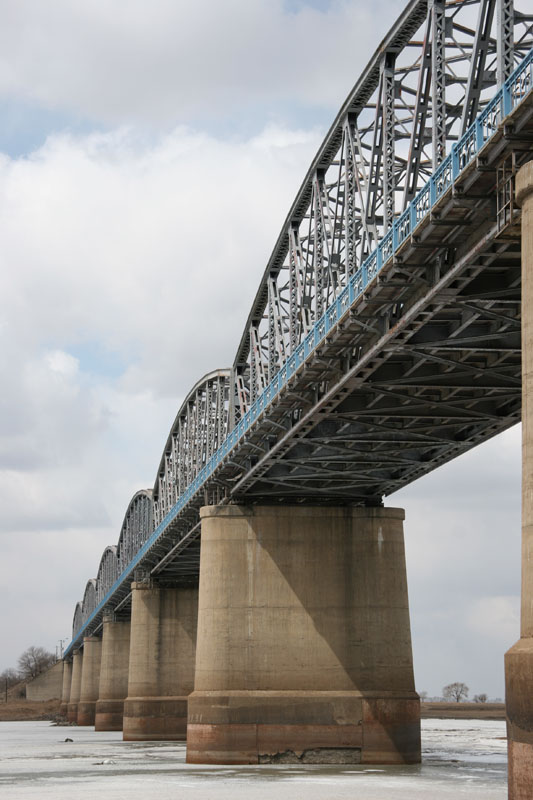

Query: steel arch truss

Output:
[81, 579, 97, 625]
[96, 546, 118, 605]
[116, 490, 153, 575]
[72, 602, 83, 642]
[231, 0, 532, 415]
[152, 369, 230, 527]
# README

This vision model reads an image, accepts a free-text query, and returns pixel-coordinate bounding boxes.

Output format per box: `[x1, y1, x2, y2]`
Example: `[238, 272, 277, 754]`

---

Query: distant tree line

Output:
[1, 646, 56, 692]
[418, 685, 493, 703]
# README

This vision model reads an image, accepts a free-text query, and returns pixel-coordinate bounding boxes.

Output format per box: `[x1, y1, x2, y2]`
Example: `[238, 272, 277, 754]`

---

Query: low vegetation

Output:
[1, 645, 56, 698]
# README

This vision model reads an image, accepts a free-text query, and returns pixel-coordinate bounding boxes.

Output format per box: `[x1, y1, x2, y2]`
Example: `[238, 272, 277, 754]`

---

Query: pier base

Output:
[59, 660, 72, 717]
[67, 649, 83, 723]
[77, 636, 102, 726]
[123, 582, 198, 741]
[187, 505, 420, 764]
[95, 614, 130, 731]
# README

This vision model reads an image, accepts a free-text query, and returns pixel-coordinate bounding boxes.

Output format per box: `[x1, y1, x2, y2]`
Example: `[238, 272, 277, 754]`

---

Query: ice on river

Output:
[0, 718, 507, 799]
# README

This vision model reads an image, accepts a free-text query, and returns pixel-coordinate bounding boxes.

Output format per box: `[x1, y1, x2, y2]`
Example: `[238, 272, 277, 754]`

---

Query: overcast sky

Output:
[0, 0, 521, 701]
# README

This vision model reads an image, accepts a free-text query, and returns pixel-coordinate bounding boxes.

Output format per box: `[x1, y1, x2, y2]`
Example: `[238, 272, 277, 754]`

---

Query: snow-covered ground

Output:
[0, 718, 507, 799]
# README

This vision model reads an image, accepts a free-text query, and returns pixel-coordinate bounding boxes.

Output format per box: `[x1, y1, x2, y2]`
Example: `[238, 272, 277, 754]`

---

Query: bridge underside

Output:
[117, 100, 529, 593]
[229, 120, 531, 507]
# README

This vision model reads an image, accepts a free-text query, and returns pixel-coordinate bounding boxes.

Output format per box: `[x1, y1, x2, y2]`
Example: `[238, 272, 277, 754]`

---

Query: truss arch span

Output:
[116, 490, 153, 575]
[152, 369, 230, 527]
[72, 602, 83, 643]
[96, 546, 118, 605]
[81, 579, 97, 625]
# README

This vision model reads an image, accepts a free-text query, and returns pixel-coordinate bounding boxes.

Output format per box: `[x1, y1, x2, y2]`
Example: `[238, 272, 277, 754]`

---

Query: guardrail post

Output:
[503, 79, 512, 117]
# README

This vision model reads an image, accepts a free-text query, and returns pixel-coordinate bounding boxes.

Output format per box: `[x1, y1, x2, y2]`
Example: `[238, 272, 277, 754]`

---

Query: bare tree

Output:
[443, 682, 469, 703]
[0, 668, 20, 689]
[473, 693, 488, 703]
[418, 690, 428, 700]
[17, 647, 55, 680]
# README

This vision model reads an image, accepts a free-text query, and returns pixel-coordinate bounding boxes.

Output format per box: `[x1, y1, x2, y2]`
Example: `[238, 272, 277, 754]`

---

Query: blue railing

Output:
[65, 48, 533, 657]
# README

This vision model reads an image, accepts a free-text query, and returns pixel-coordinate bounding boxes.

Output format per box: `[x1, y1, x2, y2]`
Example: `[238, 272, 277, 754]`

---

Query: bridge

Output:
[58, 1, 533, 794]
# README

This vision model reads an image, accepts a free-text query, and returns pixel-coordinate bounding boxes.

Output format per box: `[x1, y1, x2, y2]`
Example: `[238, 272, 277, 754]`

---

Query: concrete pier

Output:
[77, 637, 102, 726]
[60, 660, 72, 716]
[67, 649, 83, 723]
[123, 581, 198, 741]
[506, 160, 533, 798]
[95, 613, 131, 731]
[187, 505, 420, 765]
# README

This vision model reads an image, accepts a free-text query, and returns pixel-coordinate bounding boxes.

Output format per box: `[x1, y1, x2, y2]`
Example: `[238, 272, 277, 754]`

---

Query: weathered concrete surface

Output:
[25, 661, 63, 702]
[187, 505, 420, 765]
[77, 637, 102, 726]
[95, 615, 130, 731]
[67, 649, 83, 722]
[59, 660, 72, 715]
[123, 582, 198, 741]
[506, 159, 533, 800]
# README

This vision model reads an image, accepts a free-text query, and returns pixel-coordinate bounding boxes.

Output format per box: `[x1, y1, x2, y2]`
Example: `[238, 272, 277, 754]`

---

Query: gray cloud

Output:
[0, 0, 404, 127]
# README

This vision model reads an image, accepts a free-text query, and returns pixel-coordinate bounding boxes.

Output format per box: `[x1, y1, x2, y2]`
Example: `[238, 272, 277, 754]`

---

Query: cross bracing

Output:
[65, 3, 533, 655]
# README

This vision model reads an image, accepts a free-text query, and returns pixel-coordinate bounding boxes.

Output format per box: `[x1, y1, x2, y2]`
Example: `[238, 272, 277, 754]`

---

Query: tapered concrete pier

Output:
[123, 581, 198, 741]
[187, 505, 420, 765]
[95, 612, 130, 731]
[67, 649, 83, 723]
[59, 660, 72, 717]
[77, 636, 102, 726]
[506, 160, 533, 798]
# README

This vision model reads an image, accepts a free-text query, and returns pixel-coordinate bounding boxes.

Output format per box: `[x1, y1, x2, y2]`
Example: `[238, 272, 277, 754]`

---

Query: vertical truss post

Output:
[268, 280, 276, 382]
[460, 0, 496, 133]
[313, 170, 326, 318]
[207, 381, 214, 459]
[249, 326, 258, 404]
[343, 116, 357, 277]
[194, 394, 201, 476]
[497, 0, 514, 85]
[178, 418, 185, 492]
[249, 324, 266, 402]
[218, 376, 227, 448]
[382, 52, 396, 232]
[228, 368, 237, 431]
[289, 225, 300, 354]
[402, 13, 431, 208]
[431, 0, 446, 167]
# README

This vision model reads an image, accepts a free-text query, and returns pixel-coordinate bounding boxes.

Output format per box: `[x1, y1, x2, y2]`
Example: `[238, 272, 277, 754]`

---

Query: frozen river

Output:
[0, 719, 507, 799]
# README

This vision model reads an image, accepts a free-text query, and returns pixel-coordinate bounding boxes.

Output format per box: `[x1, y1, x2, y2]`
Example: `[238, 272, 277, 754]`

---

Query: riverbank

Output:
[421, 702, 505, 720]
[0, 699, 506, 722]
[0, 699, 61, 721]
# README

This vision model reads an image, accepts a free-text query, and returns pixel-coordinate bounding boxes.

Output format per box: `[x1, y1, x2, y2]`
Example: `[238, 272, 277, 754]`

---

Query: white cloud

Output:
[0, 123, 321, 393]
[466, 595, 520, 643]
[0, 0, 403, 126]
[0, 121, 323, 667]
[46, 350, 79, 376]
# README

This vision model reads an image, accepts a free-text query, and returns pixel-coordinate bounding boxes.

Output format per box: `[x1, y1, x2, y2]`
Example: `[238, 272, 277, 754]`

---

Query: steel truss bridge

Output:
[66, 0, 533, 657]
